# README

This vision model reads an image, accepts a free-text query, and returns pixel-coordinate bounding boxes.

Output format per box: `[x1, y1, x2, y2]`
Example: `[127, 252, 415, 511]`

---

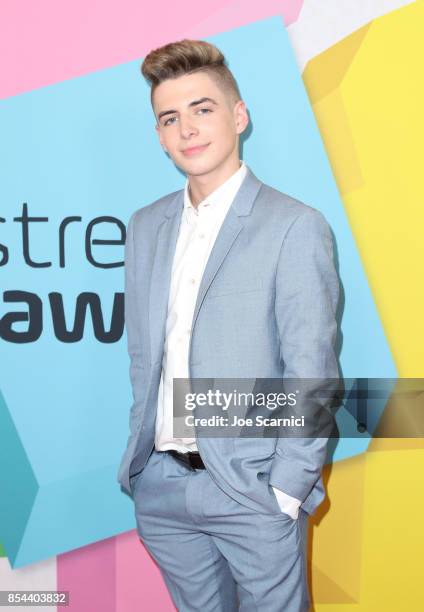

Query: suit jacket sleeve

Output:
[124, 211, 145, 439]
[268, 208, 340, 502]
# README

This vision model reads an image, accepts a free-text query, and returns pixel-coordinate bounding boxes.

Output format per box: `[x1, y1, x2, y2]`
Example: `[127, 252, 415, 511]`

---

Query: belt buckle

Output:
[186, 453, 196, 470]
[170, 450, 195, 470]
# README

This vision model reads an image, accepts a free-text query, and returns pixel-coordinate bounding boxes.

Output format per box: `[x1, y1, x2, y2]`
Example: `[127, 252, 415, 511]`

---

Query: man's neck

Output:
[188, 157, 242, 209]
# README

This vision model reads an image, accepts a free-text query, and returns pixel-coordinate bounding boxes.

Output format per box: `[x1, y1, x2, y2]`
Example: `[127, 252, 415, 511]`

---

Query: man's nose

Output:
[179, 116, 198, 139]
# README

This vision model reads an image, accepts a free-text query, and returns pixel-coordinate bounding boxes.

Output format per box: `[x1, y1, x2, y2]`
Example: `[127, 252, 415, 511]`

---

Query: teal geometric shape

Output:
[0, 387, 133, 568]
[0, 389, 38, 567]
[0, 17, 396, 568]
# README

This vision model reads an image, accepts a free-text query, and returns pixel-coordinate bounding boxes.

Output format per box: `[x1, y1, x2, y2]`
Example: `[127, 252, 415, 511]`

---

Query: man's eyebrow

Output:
[188, 97, 218, 108]
[157, 97, 218, 121]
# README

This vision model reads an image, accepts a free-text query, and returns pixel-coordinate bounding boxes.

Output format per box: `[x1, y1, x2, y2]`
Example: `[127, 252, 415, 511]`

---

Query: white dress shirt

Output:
[154, 161, 301, 520]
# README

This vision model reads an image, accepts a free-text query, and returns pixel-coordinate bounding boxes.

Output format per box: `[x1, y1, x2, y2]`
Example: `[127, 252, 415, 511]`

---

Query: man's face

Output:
[152, 71, 248, 178]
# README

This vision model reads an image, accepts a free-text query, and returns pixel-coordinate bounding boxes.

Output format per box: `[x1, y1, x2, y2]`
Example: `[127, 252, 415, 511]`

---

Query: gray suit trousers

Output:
[130, 449, 311, 612]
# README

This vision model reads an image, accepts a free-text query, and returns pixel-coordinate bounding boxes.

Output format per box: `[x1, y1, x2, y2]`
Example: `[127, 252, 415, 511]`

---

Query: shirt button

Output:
[198, 233, 205, 239]
[190, 278, 196, 285]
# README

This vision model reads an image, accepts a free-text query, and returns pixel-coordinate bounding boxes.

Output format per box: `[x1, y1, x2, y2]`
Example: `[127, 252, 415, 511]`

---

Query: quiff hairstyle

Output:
[141, 39, 241, 112]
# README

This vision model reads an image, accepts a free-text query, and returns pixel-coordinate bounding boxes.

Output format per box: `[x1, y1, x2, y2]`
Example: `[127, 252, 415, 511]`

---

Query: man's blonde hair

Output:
[141, 39, 241, 107]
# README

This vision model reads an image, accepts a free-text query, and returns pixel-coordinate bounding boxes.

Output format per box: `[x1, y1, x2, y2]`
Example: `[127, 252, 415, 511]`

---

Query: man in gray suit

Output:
[117, 39, 339, 611]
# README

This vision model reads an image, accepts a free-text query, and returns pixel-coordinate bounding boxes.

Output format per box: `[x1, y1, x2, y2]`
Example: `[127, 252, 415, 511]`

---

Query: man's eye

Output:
[164, 116, 177, 126]
[197, 108, 212, 115]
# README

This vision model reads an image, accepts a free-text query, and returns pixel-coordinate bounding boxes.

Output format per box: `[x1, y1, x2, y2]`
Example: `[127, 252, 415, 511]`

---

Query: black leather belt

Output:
[167, 450, 206, 470]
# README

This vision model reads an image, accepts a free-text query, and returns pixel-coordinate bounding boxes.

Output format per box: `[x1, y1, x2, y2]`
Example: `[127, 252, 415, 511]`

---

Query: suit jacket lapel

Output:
[149, 191, 184, 366]
[149, 166, 263, 368]
[191, 167, 263, 332]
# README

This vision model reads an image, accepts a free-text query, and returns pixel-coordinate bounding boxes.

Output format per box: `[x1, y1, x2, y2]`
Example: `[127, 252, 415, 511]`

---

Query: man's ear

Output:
[234, 100, 249, 135]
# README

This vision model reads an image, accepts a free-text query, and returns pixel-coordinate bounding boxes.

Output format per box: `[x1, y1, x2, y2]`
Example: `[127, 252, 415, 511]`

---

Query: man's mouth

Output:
[181, 143, 210, 156]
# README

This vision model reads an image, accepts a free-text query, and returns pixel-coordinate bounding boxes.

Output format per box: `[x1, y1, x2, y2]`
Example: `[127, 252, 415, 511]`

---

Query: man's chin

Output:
[176, 157, 218, 177]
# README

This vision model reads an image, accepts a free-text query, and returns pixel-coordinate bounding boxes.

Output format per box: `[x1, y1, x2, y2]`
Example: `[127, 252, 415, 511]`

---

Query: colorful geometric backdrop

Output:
[0, 1, 422, 610]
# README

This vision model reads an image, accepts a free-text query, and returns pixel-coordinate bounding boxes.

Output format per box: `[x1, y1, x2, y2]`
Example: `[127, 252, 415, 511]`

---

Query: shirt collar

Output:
[183, 161, 247, 212]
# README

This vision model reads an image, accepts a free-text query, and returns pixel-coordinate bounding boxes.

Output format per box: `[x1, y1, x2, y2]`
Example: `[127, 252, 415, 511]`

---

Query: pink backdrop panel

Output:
[0, 0, 304, 99]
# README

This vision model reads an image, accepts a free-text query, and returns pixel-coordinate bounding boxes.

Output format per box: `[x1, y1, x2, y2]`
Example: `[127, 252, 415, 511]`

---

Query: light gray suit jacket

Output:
[117, 166, 340, 517]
